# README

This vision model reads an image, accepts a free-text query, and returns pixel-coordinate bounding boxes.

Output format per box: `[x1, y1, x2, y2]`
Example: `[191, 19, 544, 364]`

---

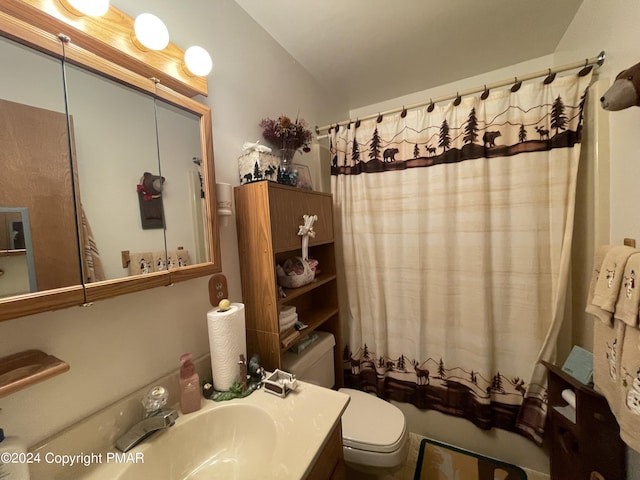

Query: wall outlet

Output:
[208, 274, 229, 306]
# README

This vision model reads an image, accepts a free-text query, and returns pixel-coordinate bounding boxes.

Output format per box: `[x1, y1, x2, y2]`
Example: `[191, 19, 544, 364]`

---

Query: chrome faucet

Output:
[115, 386, 178, 452]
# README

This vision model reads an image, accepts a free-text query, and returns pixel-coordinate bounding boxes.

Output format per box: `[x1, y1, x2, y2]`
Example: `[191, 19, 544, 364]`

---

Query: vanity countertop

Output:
[29, 380, 350, 479]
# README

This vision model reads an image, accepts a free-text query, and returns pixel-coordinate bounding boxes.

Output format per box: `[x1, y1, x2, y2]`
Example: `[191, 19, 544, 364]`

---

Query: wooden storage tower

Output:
[235, 181, 343, 388]
[542, 361, 625, 480]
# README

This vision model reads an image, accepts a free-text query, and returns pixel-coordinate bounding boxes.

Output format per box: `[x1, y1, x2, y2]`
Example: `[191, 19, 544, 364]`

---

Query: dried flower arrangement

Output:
[259, 115, 312, 153]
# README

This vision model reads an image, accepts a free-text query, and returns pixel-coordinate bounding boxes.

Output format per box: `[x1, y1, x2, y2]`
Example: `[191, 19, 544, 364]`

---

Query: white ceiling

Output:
[233, 0, 584, 110]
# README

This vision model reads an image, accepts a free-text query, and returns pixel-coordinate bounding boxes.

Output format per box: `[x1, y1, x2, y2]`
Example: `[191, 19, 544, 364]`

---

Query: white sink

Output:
[32, 382, 350, 480]
[115, 403, 277, 480]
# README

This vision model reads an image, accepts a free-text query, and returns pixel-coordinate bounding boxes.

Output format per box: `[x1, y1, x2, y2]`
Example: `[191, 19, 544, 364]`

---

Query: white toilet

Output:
[282, 332, 409, 476]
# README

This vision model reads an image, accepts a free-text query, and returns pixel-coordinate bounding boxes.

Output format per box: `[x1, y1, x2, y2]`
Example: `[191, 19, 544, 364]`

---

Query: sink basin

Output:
[52, 383, 351, 480]
[116, 404, 277, 480]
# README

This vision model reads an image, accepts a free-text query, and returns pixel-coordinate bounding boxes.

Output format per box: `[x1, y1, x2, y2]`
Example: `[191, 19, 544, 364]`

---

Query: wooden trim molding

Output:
[0, 0, 208, 98]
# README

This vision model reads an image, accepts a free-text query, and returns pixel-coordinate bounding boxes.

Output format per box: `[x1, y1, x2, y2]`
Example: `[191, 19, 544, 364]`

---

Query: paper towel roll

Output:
[207, 303, 247, 391]
[561, 388, 577, 409]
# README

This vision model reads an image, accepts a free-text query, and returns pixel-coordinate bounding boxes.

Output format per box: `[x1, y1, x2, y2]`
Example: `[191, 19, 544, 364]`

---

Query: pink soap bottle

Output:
[179, 353, 201, 414]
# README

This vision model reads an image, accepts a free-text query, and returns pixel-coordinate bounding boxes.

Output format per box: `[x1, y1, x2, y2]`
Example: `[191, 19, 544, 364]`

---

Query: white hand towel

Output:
[592, 246, 638, 317]
[586, 245, 613, 323]
[614, 253, 640, 327]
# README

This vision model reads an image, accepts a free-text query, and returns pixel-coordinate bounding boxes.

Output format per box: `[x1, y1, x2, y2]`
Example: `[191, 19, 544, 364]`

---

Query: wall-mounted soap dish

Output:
[0, 349, 69, 398]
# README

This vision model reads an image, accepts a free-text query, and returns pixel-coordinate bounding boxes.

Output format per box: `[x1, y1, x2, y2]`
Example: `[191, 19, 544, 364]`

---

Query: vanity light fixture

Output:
[132, 13, 170, 51]
[59, 0, 110, 17]
[184, 46, 213, 77]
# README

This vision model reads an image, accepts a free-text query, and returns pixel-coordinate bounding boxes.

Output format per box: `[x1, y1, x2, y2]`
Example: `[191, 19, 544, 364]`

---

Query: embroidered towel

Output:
[592, 246, 638, 316]
[175, 249, 191, 267]
[152, 251, 167, 272]
[586, 245, 613, 323]
[614, 253, 640, 327]
[617, 324, 640, 451]
[166, 249, 191, 269]
[593, 318, 626, 417]
[128, 252, 154, 275]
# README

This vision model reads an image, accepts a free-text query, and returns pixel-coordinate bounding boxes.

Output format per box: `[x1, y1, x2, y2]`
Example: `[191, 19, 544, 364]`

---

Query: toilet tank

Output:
[282, 331, 336, 388]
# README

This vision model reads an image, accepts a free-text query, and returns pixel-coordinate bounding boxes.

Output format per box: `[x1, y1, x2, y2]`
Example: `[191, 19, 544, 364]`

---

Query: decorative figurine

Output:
[601, 61, 640, 111]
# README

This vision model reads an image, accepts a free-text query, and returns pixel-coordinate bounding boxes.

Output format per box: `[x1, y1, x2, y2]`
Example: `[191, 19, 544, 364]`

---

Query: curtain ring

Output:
[427, 99, 435, 112]
[335, 123, 340, 133]
[511, 77, 522, 92]
[400, 106, 407, 118]
[346, 120, 351, 130]
[327, 126, 332, 134]
[481, 85, 490, 100]
[376, 113, 383, 123]
[315, 126, 320, 135]
[453, 92, 462, 106]
[543, 68, 556, 85]
[578, 59, 593, 77]
[355, 118, 361, 128]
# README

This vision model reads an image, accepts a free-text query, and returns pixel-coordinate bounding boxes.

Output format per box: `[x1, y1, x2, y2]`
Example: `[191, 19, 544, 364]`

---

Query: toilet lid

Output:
[339, 388, 406, 454]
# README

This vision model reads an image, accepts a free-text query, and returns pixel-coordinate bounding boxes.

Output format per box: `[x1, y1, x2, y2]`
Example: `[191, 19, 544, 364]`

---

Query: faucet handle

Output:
[142, 386, 168, 414]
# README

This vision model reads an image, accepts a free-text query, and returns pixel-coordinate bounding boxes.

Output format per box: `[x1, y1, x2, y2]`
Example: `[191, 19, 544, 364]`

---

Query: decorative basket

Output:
[276, 257, 315, 289]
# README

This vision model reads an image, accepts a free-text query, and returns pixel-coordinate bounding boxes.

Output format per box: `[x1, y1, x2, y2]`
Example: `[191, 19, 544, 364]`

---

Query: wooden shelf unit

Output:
[542, 360, 625, 480]
[235, 181, 343, 388]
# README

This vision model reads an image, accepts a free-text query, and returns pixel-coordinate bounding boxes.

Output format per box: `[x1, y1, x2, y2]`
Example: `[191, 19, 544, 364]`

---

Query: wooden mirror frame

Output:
[0, 2, 221, 321]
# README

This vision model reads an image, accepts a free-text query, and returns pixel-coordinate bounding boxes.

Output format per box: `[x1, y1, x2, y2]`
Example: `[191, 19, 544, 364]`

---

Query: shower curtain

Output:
[330, 72, 592, 443]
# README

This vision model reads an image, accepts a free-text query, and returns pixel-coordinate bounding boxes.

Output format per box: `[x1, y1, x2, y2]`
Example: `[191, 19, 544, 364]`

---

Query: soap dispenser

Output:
[0, 428, 30, 479]
[179, 353, 201, 414]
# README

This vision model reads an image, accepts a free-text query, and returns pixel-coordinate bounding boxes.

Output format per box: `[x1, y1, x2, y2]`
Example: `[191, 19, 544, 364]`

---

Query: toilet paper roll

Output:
[561, 388, 577, 409]
[207, 303, 247, 391]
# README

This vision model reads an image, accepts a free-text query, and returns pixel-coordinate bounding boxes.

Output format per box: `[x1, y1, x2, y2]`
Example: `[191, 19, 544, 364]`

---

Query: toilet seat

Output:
[338, 388, 407, 453]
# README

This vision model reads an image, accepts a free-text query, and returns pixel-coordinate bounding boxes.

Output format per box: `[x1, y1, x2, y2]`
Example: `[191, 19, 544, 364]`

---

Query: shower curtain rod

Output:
[315, 50, 606, 138]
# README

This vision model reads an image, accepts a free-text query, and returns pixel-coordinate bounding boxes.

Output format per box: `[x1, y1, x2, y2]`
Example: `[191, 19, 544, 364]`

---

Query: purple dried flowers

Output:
[260, 115, 312, 153]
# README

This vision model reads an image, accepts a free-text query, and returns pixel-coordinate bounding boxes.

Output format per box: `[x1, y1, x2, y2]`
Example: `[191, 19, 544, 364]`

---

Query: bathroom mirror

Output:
[0, 32, 86, 317]
[0, 6, 220, 319]
[63, 61, 166, 282]
[0, 208, 36, 297]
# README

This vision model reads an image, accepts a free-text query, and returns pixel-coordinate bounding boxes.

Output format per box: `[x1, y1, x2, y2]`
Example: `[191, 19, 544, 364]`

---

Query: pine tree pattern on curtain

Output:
[330, 73, 592, 444]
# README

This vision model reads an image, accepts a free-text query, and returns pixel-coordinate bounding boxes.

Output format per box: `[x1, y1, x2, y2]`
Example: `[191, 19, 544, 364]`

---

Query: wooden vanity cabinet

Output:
[306, 421, 346, 480]
[542, 361, 625, 480]
[235, 181, 343, 388]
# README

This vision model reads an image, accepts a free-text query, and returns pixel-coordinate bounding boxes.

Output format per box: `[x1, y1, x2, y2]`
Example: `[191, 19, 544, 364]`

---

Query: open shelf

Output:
[280, 306, 339, 350]
[0, 349, 69, 398]
[278, 273, 337, 303]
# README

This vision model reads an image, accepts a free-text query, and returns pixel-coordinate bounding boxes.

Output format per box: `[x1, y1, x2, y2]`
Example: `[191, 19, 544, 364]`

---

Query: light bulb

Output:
[61, 0, 109, 16]
[133, 13, 169, 51]
[184, 46, 213, 77]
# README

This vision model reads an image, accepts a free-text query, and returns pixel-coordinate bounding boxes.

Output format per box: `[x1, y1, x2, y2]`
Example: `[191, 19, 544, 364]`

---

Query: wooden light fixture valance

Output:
[0, 0, 207, 98]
